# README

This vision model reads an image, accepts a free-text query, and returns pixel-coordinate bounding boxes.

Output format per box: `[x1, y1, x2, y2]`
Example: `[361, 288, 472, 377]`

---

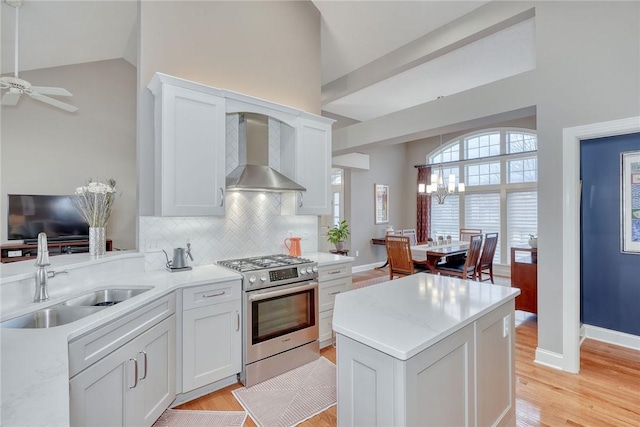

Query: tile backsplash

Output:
[140, 192, 318, 271]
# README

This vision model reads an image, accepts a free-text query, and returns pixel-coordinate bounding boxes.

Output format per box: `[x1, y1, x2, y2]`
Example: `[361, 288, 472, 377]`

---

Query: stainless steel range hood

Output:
[226, 164, 306, 192]
[226, 113, 305, 193]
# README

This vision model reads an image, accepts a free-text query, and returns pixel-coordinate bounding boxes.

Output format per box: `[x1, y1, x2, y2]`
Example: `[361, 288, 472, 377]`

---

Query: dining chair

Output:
[460, 228, 482, 242]
[385, 235, 415, 280]
[435, 234, 483, 280]
[401, 229, 417, 246]
[477, 232, 499, 283]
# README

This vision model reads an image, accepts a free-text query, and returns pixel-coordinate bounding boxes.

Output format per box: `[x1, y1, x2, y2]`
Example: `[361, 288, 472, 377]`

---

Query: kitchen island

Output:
[333, 272, 520, 427]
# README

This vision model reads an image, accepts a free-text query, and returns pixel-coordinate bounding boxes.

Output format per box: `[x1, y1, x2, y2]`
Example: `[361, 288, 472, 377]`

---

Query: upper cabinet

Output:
[148, 74, 227, 216]
[147, 73, 333, 217]
[293, 117, 332, 215]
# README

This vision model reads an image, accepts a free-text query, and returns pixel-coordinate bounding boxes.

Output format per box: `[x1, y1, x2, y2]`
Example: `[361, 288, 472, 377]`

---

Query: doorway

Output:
[562, 117, 640, 373]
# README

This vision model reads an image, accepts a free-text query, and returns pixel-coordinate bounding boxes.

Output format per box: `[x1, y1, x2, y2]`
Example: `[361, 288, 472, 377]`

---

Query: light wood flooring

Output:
[176, 268, 640, 426]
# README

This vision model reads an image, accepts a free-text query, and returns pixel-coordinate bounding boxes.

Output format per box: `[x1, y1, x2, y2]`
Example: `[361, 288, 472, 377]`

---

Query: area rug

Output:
[232, 356, 336, 427]
[352, 275, 389, 289]
[152, 409, 247, 427]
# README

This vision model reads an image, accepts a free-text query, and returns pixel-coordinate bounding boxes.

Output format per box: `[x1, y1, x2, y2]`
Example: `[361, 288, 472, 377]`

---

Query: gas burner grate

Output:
[217, 254, 312, 272]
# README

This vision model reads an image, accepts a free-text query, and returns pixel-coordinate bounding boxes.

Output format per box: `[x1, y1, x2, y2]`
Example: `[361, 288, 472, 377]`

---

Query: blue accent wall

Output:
[581, 133, 640, 336]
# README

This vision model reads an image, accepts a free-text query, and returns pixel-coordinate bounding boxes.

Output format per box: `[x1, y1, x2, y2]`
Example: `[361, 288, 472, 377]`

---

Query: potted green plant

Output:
[327, 220, 350, 251]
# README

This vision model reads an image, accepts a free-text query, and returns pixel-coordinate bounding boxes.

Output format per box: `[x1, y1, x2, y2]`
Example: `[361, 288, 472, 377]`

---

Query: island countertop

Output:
[333, 272, 520, 360]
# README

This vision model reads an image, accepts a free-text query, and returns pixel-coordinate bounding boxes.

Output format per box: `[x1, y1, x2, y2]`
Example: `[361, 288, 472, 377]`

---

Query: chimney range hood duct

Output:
[226, 114, 306, 193]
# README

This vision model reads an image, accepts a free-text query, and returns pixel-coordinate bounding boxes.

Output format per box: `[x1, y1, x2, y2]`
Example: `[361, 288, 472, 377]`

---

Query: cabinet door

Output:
[69, 337, 134, 427]
[70, 316, 176, 427]
[157, 83, 226, 216]
[182, 300, 241, 392]
[136, 316, 176, 426]
[295, 117, 332, 215]
[319, 309, 334, 347]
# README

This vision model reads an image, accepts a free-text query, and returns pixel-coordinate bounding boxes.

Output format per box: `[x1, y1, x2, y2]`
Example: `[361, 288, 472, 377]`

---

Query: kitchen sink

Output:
[62, 287, 153, 307]
[1, 306, 104, 329]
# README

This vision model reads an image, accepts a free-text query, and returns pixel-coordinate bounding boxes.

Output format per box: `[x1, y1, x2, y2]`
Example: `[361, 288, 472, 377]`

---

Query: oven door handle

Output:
[248, 282, 318, 301]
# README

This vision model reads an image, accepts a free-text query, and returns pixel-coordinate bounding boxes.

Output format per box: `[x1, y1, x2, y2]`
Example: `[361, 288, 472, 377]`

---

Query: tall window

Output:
[429, 129, 537, 265]
[331, 169, 344, 226]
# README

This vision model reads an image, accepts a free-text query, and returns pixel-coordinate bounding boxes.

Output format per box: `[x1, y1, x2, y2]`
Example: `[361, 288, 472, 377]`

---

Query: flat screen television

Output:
[7, 194, 89, 243]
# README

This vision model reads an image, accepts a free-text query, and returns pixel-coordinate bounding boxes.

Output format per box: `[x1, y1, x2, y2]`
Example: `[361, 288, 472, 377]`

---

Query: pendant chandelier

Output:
[418, 135, 465, 204]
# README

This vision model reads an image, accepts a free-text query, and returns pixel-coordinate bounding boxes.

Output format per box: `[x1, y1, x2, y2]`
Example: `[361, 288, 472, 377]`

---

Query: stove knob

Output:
[306, 266, 313, 274]
[312, 266, 318, 273]
[260, 274, 268, 282]
[299, 268, 306, 275]
[248, 275, 257, 284]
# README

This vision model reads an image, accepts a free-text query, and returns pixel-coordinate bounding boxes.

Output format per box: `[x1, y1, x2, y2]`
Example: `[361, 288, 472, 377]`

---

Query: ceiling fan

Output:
[1, 0, 78, 112]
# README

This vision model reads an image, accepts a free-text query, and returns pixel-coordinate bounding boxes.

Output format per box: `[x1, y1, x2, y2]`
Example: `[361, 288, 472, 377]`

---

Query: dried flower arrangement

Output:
[74, 179, 118, 227]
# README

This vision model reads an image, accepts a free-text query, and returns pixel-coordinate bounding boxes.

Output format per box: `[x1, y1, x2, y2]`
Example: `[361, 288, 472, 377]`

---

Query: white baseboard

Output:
[352, 262, 384, 273]
[534, 347, 564, 371]
[582, 324, 640, 351]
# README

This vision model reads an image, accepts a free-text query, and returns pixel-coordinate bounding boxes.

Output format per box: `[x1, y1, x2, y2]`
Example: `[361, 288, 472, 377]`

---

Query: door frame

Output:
[561, 116, 640, 373]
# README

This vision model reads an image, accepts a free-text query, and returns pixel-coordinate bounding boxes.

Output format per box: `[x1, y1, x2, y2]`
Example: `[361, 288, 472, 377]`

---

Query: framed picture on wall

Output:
[621, 151, 640, 253]
[375, 184, 389, 224]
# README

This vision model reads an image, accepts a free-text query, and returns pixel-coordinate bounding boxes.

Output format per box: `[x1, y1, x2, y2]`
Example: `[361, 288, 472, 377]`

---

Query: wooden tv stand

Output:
[1, 240, 113, 263]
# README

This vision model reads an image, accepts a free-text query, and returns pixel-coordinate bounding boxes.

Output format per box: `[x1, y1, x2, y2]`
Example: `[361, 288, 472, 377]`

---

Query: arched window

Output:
[428, 128, 538, 265]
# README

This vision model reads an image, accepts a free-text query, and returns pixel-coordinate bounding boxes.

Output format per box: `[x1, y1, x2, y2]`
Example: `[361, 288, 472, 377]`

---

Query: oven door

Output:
[245, 281, 319, 365]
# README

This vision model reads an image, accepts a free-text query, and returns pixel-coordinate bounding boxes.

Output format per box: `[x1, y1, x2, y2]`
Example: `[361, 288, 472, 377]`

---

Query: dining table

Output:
[411, 240, 470, 273]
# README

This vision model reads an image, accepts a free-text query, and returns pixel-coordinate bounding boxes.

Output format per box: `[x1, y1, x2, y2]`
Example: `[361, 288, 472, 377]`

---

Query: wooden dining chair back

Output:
[460, 228, 482, 242]
[385, 235, 415, 280]
[436, 234, 483, 280]
[402, 229, 417, 246]
[477, 232, 499, 283]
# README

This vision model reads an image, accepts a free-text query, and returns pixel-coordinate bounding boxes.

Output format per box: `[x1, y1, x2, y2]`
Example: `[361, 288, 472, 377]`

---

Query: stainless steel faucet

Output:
[33, 232, 51, 302]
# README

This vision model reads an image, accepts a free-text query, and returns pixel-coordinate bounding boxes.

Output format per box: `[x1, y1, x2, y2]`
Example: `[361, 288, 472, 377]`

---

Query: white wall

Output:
[0, 59, 137, 249]
[349, 144, 408, 266]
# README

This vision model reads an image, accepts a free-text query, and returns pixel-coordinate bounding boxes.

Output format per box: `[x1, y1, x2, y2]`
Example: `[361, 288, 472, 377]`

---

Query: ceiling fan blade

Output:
[29, 92, 78, 112]
[30, 86, 73, 97]
[2, 91, 21, 106]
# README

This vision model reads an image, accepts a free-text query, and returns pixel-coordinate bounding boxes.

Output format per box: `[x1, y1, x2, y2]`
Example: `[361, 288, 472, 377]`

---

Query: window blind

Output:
[507, 191, 538, 262]
[465, 192, 501, 261]
[430, 195, 460, 240]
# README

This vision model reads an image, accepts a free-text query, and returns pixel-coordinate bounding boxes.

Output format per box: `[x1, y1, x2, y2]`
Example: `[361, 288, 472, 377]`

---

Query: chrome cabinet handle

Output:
[328, 291, 341, 296]
[138, 351, 148, 380]
[203, 291, 225, 298]
[328, 270, 341, 275]
[236, 311, 240, 332]
[129, 358, 138, 389]
[219, 187, 224, 207]
[298, 192, 303, 208]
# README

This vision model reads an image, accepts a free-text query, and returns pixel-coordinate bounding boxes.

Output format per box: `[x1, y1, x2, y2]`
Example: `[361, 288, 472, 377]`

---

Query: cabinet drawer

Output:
[318, 262, 351, 280]
[69, 294, 176, 377]
[319, 276, 351, 312]
[182, 280, 240, 311]
[319, 309, 334, 346]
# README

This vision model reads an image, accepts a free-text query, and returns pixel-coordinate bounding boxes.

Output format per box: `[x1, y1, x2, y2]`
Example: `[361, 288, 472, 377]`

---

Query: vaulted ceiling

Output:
[1, 1, 533, 126]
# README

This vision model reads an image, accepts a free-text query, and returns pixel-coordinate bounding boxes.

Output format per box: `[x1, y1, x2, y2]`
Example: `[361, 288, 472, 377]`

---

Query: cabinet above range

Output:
[144, 73, 334, 217]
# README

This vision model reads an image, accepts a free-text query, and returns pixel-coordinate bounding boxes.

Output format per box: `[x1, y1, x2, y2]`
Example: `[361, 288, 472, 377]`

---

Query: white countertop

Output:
[0, 251, 350, 426]
[333, 273, 520, 360]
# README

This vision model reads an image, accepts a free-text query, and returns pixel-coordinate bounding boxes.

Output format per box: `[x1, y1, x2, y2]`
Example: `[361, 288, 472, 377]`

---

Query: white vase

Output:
[89, 227, 106, 256]
[528, 237, 537, 249]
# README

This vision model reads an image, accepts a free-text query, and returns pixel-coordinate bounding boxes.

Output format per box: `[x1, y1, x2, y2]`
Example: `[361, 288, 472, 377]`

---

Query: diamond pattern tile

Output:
[140, 192, 318, 271]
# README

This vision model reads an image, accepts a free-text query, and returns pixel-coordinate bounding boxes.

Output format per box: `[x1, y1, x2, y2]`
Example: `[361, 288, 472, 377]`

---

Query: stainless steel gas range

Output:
[217, 254, 319, 387]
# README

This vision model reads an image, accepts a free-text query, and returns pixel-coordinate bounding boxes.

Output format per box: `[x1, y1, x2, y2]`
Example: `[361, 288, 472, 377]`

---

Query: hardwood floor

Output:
[176, 269, 640, 426]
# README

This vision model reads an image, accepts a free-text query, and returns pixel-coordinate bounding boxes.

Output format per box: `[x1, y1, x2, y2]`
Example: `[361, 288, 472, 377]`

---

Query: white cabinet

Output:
[293, 117, 333, 215]
[317, 261, 352, 348]
[70, 315, 176, 427]
[336, 300, 516, 427]
[148, 74, 226, 216]
[181, 281, 241, 393]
